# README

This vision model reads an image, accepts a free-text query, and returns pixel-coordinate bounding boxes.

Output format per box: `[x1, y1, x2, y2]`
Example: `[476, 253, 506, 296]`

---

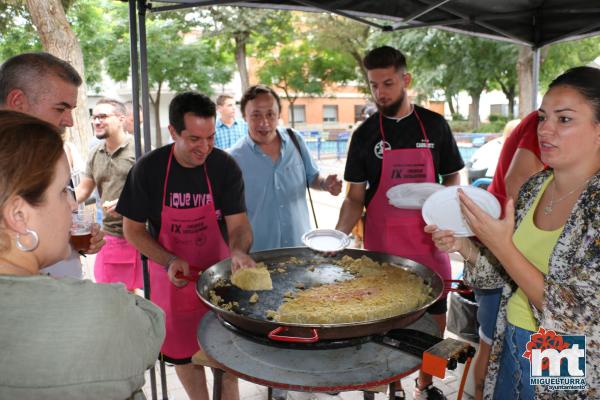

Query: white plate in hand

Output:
[386, 182, 445, 209]
[421, 185, 501, 236]
[302, 229, 350, 252]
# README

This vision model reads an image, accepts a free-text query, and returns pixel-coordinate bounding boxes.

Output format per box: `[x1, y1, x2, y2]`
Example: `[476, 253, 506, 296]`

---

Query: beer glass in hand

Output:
[70, 209, 94, 252]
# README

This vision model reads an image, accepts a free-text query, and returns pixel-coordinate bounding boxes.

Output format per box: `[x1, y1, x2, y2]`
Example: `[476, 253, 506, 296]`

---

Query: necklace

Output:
[543, 178, 591, 215]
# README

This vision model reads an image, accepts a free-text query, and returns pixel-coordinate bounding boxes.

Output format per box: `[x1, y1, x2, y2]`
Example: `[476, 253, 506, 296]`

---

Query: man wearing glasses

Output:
[75, 98, 142, 291]
[0, 52, 105, 278]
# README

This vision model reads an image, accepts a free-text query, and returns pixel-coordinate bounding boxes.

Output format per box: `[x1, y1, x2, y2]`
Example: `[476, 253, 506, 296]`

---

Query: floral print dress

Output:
[463, 169, 600, 399]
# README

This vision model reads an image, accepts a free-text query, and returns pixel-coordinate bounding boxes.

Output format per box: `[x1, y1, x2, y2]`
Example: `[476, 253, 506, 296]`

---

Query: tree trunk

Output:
[234, 33, 249, 92]
[152, 83, 163, 148]
[508, 89, 516, 119]
[453, 94, 460, 117]
[498, 81, 516, 119]
[278, 86, 296, 128]
[152, 100, 162, 148]
[25, 0, 90, 160]
[288, 98, 296, 128]
[351, 49, 369, 90]
[446, 92, 456, 116]
[517, 45, 534, 117]
[468, 91, 481, 130]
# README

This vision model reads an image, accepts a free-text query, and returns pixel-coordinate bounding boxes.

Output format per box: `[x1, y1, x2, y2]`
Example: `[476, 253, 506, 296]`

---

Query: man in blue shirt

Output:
[214, 94, 247, 149]
[230, 85, 342, 252]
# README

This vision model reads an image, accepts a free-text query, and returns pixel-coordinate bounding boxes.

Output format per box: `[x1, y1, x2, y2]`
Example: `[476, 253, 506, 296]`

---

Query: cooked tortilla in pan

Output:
[276, 255, 432, 323]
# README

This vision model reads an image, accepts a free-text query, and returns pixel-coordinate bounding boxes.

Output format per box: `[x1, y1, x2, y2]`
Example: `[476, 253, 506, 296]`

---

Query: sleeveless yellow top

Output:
[507, 176, 563, 331]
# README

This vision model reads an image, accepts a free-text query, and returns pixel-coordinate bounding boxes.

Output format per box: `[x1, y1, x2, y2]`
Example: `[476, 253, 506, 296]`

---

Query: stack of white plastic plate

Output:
[421, 185, 501, 237]
[386, 182, 445, 209]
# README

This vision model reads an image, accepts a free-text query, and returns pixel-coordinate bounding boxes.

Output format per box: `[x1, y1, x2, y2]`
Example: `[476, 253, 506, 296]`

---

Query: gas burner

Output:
[218, 316, 371, 350]
[217, 315, 475, 374]
[200, 312, 475, 396]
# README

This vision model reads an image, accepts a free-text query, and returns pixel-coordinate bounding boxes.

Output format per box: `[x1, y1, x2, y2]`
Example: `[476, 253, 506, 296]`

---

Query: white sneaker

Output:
[413, 379, 446, 400]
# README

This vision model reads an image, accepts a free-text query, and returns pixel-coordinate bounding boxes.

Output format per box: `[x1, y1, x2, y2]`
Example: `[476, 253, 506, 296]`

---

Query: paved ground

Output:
[83, 157, 476, 400]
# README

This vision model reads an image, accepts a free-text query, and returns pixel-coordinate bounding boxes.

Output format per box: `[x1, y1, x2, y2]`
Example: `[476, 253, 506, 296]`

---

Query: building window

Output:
[354, 105, 364, 122]
[323, 105, 338, 123]
[290, 105, 306, 124]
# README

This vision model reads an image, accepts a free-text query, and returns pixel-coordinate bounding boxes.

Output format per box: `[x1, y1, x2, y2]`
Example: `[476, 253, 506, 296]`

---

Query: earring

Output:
[15, 228, 39, 252]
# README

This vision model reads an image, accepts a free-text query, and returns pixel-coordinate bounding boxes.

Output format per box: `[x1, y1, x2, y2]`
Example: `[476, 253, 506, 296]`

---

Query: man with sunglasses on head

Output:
[0, 52, 105, 279]
[75, 98, 142, 291]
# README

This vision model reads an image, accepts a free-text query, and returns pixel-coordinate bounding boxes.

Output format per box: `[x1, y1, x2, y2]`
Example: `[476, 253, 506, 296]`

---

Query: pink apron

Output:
[364, 110, 451, 288]
[149, 146, 230, 360]
[94, 234, 143, 291]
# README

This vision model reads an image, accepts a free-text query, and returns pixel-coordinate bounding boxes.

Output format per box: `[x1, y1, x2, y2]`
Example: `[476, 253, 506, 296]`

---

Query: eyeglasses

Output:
[91, 113, 115, 122]
[66, 185, 77, 202]
[249, 112, 278, 122]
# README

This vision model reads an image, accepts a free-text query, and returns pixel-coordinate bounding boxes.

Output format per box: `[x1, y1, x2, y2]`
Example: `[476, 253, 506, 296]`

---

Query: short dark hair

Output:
[548, 66, 600, 122]
[0, 52, 82, 105]
[240, 84, 281, 116]
[169, 91, 216, 134]
[363, 46, 408, 72]
[216, 94, 234, 106]
[95, 98, 126, 116]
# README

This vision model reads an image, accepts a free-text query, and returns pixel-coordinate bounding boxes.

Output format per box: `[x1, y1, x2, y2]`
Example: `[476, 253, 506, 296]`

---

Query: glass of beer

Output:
[70, 209, 94, 252]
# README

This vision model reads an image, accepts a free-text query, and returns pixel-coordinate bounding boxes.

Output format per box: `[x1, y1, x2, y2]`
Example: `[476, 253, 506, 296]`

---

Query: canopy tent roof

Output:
[125, 0, 600, 158]
[149, 0, 600, 48]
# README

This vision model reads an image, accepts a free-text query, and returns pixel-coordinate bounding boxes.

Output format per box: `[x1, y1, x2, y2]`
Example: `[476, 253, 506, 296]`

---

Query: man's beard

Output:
[376, 90, 405, 117]
[95, 131, 109, 140]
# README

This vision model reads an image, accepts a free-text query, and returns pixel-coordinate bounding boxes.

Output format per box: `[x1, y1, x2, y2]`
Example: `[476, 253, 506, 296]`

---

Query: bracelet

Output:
[464, 243, 477, 266]
[164, 254, 177, 271]
[465, 245, 471, 264]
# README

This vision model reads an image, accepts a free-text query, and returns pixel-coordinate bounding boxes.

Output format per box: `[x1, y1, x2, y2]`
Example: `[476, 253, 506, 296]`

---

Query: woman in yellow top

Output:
[426, 66, 600, 399]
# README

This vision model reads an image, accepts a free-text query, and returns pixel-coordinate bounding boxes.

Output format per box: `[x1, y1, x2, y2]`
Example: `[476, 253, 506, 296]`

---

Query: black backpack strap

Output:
[286, 128, 318, 228]
[286, 129, 303, 161]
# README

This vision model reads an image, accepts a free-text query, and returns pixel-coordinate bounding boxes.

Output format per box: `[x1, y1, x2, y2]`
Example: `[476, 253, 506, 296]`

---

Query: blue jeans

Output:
[493, 323, 536, 400]
[474, 288, 502, 345]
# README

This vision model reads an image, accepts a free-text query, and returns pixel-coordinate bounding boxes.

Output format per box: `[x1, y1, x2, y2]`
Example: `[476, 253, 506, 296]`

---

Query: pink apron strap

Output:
[162, 144, 175, 206]
[378, 107, 430, 150]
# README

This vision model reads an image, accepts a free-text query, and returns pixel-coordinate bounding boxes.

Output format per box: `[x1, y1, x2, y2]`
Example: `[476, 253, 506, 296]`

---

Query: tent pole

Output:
[128, 0, 142, 159]
[138, 0, 153, 153]
[532, 47, 541, 110]
[127, 5, 160, 400]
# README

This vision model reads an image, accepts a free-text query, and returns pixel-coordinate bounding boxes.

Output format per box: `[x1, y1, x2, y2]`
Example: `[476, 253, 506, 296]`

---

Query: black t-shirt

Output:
[344, 105, 464, 207]
[116, 144, 246, 241]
